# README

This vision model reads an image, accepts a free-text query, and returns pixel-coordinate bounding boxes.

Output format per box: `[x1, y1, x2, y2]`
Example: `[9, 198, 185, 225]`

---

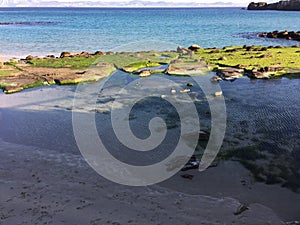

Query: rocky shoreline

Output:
[1, 44, 300, 94]
[259, 30, 300, 41]
[248, 1, 300, 11]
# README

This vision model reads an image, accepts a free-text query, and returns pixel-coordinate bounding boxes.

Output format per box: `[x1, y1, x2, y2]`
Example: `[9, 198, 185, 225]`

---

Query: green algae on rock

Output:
[1, 45, 300, 93]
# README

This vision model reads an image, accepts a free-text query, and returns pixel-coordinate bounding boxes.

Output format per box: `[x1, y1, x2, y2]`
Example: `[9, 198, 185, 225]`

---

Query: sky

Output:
[0, 0, 279, 7]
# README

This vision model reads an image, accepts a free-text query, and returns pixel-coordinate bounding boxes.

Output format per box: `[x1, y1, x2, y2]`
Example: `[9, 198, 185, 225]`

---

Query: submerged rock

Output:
[181, 174, 194, 180]
[214, 91, 223, 97]
[180, 88, 191, 93]
[170, 88, 176, 94]
[211, 76, 222, 82]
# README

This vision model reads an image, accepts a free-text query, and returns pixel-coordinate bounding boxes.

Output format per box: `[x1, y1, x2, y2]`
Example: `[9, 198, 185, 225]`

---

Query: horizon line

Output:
[0, 6, 247, 8]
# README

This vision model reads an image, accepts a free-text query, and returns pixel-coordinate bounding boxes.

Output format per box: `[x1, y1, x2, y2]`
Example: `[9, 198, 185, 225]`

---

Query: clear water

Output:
[0, 7, 300, 57]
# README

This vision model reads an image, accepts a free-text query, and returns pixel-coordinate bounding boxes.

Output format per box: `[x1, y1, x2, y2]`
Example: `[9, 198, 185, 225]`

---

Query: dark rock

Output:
[244, 68, 270, 79]
[181, 155, 200, 171]
[45, 55, 55, 59]
[25, 55, 34, 60]
[259, 30, 300, 42]
[225, 48, 238, 53]
[259, 47, 268, 51]
[234, 204, 249, 215]
[199, 130, 210, 141]
[246, 46, 255, 51]
[248, 1, 300, 11]
[94, 51, 106, 55]
[181, 174, 194, 180]
[188, 44, 201, 51]
[258, 32, 267, 37]
[264, 66, 284, 72]
[259, 53, 273, 58]
[79, 51, 92, 57]
[209, 49, 221, 54]
[60, 52, 72, 58]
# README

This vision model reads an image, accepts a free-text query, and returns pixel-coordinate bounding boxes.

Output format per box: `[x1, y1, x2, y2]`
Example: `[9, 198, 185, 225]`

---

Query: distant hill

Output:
[248, 0, 300, 10]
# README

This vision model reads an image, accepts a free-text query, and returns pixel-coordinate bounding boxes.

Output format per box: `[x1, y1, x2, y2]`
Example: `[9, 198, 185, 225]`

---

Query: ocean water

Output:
[0, 7, 300, 57]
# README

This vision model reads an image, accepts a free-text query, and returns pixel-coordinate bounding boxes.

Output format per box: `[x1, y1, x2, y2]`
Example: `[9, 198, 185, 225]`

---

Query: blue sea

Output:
[0, 7, 300, 57]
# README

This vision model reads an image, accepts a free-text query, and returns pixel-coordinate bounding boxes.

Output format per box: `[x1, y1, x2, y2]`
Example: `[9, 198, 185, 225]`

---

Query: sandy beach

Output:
[0, 138, 286, 225]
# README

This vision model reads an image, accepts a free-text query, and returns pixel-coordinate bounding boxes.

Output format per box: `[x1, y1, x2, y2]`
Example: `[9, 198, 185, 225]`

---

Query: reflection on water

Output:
[0, 72, 299, 188]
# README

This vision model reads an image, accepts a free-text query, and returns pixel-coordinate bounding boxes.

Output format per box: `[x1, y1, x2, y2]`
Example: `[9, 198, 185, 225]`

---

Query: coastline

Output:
[1, 44, 300, 94]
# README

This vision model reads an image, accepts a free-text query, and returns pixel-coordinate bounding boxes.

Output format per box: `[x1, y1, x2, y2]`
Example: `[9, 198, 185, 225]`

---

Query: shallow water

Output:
[0, 72, 299, 156]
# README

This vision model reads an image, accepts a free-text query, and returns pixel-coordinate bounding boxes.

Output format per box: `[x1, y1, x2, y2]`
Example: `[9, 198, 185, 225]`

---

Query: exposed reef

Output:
[1, 44, 300, 93]
[259, 30, 300, 41]
[248, 1, 300, 11]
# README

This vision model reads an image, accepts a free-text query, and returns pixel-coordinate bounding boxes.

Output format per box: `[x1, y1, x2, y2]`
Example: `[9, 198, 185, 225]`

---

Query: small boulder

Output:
[170, 88, 176, 94]
[45, 55, 55, 58]
[94, 51, 106, 55]
[180, 88, 190, 93]
[177, 46, 191, 54]
[139, 70, 151, 77]
[60, 52, 72, 58]
[25, 55, 34, 60]
[79, 52, 92, 57]
[188, 44, 201, 51]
